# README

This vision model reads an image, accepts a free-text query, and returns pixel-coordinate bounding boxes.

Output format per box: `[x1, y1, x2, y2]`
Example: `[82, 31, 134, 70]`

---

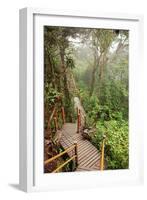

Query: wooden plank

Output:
[77, 141, 90, 149]
[78, 147, 98, 157]
[59, 122, 100, 170]
[86, 153, 101, 165]
[60, 137, 73, 147]
[78, 148, 99, 162]
[80, 153, 100, 167]
[84, 156, 101, 168]
[87, 158, 100, 168]
[88, 160, 100, 168]
[76, 166, 99, 171]
[60, 141, 69, 149]
[60, 141, 75, 157]
[61, 134, 73, 143]
[78, 143, 97, 152]
[79, 153, 99, 166]
[72, 135, 82, 140]
[78, 145, 97, 157]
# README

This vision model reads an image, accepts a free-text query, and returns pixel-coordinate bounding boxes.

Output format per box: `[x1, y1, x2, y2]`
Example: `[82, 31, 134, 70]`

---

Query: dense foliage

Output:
[79, 89, 129, 169]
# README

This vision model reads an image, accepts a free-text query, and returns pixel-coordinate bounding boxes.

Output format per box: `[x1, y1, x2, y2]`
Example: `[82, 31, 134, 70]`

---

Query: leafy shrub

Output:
[44, 83, 62, 109]
[80, 90, 129, 169]
[105, 120, 129, 169]
[91, 119, 129, 169]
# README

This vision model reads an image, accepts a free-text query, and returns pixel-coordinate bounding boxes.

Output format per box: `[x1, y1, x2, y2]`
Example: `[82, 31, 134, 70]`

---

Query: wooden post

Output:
[78, 109, 81, 127]
[77, 108, 81, 133]
[84, 116, 86, 127]
[100, 137, 106, 170]
[74, 142, 78, 166]
[61, 106, 65, 124]
[53, 117, 58, 131]
[77, 112, 80, 133]
[46, 107, 56, 139]
[76, 107, 79, 116]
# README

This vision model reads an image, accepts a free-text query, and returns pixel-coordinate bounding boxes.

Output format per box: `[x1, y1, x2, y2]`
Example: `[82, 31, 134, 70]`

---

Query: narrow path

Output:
[60, 123, 101, 171]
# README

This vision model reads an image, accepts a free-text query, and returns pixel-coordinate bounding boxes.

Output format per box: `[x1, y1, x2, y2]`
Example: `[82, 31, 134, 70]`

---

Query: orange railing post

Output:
[53, 111, 58, 131]
[53, 117, 58, 131]
[61, 106, 65, 124]
[76, 107, 79, 118]
[77, 108, 81, 133]
[74, 142, 78, 166]
[100, 136, 106, 170]
[79, 109, 81, 127]
[47, 107, 56, 131]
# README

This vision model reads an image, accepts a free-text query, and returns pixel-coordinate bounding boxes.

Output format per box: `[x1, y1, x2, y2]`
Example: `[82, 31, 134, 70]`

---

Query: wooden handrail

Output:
[44, 143, 77, 165]
[44, 143, 78, 173]
[47, 106, 56, 130]
[53, 155, 76, 173]
[77, 108, 81, 133]
[61, 106, 65, 124]
[74, 142, 78, 166]
[76, 106, 86, 133]
[47, 104, 66, 135]
[53, 116, 58, 131]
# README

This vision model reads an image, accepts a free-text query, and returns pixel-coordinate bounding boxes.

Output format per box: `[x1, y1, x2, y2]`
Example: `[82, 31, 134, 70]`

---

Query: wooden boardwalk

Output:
[60, 123, 101, 171]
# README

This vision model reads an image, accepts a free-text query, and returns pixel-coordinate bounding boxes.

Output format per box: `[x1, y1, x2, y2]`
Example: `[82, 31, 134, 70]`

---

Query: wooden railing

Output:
[77, 108, 81, 133]
[44, 142, 78, 173]
[77, 108, 86, 133]
[100, 135, 106, 170]
[46, 104, 66, 138]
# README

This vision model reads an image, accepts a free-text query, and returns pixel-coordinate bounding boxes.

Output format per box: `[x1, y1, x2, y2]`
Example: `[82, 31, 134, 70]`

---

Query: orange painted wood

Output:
[74, 142, 78, 165]
[53, 155, 77, 173]
[53, 117, 58, 131]
[77, 114, 80, 133]
[100, 139, 105, 170]
[61, 106, 66, 124]
[44, 143, 76, 165]
[78, 109, 81, 127]
[47, 106, 56, 131]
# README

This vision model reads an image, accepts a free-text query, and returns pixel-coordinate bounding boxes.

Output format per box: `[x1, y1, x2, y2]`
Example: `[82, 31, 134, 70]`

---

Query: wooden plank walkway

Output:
[60, 123, 101, 171]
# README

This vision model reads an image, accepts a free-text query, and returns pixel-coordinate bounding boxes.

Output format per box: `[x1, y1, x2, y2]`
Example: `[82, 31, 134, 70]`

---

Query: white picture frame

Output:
[19, 7, 144, 192]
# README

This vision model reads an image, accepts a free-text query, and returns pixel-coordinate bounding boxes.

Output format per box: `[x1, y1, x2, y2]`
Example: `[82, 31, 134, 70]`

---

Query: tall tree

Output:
[89, 29, 116, 97]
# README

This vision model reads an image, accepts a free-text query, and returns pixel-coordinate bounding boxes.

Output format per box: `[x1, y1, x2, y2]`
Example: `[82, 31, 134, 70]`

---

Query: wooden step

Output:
[60, 122, 100, 171]
[76, 166, 99, 171]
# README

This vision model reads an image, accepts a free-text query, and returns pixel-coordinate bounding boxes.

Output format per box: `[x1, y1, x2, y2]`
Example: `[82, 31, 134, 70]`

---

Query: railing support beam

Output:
[100, 136, 106, 170]
[53, 116, 58, 131]
[61, 106, 65, 124]
[74, 142, 78, 166]
[77, 108, 81, 133]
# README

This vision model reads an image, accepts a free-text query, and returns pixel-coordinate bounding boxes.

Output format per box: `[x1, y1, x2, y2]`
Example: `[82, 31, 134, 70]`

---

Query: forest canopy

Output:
[44, 26, 129, 170]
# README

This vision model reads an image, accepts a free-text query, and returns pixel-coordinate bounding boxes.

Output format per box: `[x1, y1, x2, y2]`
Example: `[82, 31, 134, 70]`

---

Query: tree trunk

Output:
[97, 51, 108, 98]
[60, 48, 70, 98]
[89, 59, 97, 97]
[60, 47, 71, 121]
[89, 49, 99, 97]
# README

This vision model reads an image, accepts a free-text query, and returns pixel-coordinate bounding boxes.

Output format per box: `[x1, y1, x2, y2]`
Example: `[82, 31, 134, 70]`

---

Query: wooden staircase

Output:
[60, 123, 101, 171]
